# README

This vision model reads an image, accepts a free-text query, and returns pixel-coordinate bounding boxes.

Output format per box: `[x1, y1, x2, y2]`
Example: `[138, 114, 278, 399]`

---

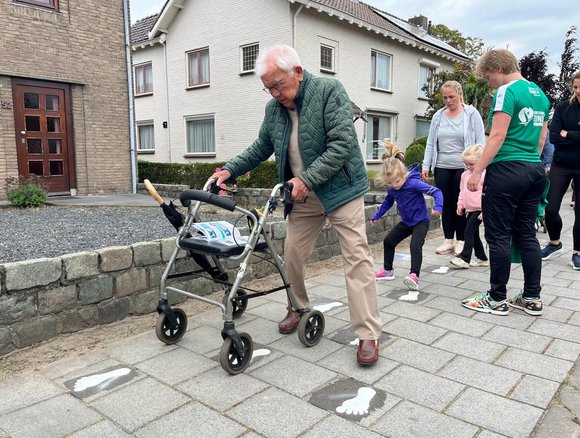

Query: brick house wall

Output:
[0, 0, 133, 199]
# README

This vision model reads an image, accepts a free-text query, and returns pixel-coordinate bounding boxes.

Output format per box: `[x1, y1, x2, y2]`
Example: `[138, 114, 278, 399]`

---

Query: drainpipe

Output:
[292, 4, 304, 48]
[123, 0, 137, 193]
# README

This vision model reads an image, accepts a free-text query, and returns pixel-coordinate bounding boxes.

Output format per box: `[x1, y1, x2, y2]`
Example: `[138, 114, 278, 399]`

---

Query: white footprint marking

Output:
[250, 348, 271, 363]
[73, 368, 131, 392]
[399, 291, 420, 301]
[349, 337, 360, 346]
[432, 266, 450, 274]
[312, 302, 344, 313]
[336, 387, 377, 416]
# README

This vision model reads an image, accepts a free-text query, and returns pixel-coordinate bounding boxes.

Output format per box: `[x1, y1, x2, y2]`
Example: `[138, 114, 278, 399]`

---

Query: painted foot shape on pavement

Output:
[399, 291, 420, 301]
[335, 387, 377, 416]
[73, 368, 131, 392]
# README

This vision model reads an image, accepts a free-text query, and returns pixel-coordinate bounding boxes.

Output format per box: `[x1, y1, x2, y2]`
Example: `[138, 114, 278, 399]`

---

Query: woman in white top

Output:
[422, 81, 486, 256]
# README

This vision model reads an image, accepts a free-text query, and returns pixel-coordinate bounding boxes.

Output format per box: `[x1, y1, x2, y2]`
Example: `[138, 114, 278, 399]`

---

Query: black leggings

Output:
[383, 221, 429, 276]
[545, 164, 580, 250]
[434, 167, 466, 241]
[459, 211, 487, 262]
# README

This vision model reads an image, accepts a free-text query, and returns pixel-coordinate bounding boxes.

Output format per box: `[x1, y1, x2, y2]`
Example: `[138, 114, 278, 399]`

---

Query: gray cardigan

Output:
[422, 104, 486, 173]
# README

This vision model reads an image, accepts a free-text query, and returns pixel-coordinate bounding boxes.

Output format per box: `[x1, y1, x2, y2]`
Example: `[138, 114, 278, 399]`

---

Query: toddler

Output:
[371, 142, 443, 290]
[450, 145, 489, 269]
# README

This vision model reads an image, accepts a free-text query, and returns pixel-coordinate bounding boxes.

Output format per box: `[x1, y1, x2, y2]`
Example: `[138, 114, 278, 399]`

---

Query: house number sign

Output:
[0, 100, 13, 110]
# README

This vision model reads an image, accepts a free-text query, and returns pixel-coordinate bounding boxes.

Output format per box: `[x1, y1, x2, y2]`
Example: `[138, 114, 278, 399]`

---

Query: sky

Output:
[130, 0, 577, 74]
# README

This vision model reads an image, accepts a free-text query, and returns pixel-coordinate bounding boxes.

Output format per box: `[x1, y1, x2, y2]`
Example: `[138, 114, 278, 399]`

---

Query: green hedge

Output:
[138, 160, 279, 189]
[404, 136, 427, 167]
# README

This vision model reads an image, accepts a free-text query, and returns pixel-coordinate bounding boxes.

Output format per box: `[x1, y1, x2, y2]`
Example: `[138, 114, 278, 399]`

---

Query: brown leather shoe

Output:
[357, 339, 379, 366]
[278, 310, 300, 334]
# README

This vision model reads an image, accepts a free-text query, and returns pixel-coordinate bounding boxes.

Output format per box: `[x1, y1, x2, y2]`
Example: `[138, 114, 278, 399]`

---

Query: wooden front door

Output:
[12, 80, 74, 193]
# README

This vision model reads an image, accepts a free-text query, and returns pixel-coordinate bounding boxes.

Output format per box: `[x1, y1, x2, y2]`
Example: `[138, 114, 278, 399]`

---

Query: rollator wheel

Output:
[220, 332, 253, 375]
[155, 308, 187, 345]
[232, 290, 248, 319]
[297, 310, 325, 347]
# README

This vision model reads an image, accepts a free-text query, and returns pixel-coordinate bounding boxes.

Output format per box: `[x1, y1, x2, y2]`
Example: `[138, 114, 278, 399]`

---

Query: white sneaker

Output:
[454, 240, 465, 256]
[470, 257, 489, 267]
[450, 257, 470, 269]
[436, 240, 455, 255]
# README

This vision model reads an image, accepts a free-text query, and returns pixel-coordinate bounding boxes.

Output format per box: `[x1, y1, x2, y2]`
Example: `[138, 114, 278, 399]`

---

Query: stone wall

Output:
[0, 193, 439, 356]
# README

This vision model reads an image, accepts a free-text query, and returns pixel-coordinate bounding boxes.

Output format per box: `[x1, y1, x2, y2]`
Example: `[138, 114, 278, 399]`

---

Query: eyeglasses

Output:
[262, 74, 289, 94]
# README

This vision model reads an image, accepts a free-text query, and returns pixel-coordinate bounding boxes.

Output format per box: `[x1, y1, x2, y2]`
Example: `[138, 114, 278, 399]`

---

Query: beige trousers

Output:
[284, 192, 383, 340]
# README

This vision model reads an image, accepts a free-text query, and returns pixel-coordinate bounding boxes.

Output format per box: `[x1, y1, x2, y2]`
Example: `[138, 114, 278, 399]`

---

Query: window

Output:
[187, 48, 210, 87]
[415, 118, 431, 139]
[320, 44, 334, 72]
[366, 113, 394, 160]
[185, 115, 215, 154]
[240, 43, 259, 73]
[370, 50, 392, 91]
[418, 64, 435, 98]
[14, 0, 57, 10]
[134, 62, 153, 96]
[137, 122, 155, 152]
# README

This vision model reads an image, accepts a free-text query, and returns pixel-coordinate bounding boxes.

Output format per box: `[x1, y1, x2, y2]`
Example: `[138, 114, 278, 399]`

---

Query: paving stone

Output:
[375, 365, 464, 411]
[0, 394, 101, 437]
[177, 367, 269, 411]
[538, 285, 578, 299]
[317, 345, 399, 385]
[39, 350, 110, 380]
[267, 329, 344, 362]
[383, 317, 447, 344]
[249, 355, 337, 397]
[307, 283, 348, 301]
[472, 311, 534, 330]
[421, 283, 473, 300]
[532, 404, 580, 438]
[432, 332, 506, 363]
[380, 338, 454, 373]
[438, 356, 522, 396]
[381, 301, 441, 322]
[541, 305, 574, 323]
[372, 400, 478, 438]
[527, 318, 580, 344]
[89, 378, 189, 432]
[551, 297, 580, 312]
[0, 371, 63, 415]
[568, 311, 580, 326]
[482, 325, 552, 353]
[421, 271, 467, 287]
[175, 324, 224, 355]
[510, 375, 561, 408]
[235, 316, 286, 345]
[246, 300, 289, 323]
[104, 331, 178, 364]
[447, 387, 543, 438]
[69, 419, 132, 437]
[429, 312, 494, 337]
[133, 402, 247, 437]
[302, 415, 384, 437]
[226, 387, 327, 438]
[545, 339, 580, 362]
[495, 347, 573, 382]
[423, 296, 476, 317]
[135, 348, 217, 384]
[477, 431, 508, 438]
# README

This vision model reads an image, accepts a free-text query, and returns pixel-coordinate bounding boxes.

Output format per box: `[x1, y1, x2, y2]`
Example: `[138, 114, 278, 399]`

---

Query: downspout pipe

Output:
[123, 0, 137, 193]
[292, 4, 304, 48]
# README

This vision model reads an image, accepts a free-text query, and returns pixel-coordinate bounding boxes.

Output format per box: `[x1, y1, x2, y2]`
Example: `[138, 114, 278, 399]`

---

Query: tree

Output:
[555, 26, 579, 103]
[430, 24, 485, 59]
[519, 50, 556, 105]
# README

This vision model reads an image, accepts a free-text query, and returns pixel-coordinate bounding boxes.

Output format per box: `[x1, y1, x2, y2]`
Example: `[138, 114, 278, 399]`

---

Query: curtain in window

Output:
[189, 50, 209, 86]
[366, 115, 391, 160]
[186, 118, 215, 153]
[138, 125, 154, 150]
[144, 66, 153, 93]
[418, 65, 433, 98]
[377, 54, 390, 89]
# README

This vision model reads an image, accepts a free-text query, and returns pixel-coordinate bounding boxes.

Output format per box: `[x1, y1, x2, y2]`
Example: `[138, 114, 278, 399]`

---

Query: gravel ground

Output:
[0, 206, 180, 264]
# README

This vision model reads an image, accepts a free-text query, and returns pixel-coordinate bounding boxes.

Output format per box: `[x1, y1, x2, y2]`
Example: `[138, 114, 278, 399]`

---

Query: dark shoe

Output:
[278, 310, 300, 334]
[541, 242, 563, 260]
[357, 339, 379, 366]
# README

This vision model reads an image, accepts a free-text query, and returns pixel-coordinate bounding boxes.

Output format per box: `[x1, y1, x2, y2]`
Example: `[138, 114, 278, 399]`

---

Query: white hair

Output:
[254, 45, 302, 78]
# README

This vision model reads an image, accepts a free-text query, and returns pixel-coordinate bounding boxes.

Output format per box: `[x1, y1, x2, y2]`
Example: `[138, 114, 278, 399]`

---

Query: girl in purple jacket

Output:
[371, 142, 443, 290]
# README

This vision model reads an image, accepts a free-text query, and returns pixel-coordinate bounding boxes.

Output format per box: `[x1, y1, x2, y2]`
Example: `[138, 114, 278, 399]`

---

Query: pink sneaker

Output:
[375, 267, 395, 280]
[403, 273, 419, 290]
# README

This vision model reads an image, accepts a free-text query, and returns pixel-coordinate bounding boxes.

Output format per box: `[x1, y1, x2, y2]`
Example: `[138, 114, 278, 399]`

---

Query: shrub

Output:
[6, 176, 48, 208]
[404, 137, 427, 167]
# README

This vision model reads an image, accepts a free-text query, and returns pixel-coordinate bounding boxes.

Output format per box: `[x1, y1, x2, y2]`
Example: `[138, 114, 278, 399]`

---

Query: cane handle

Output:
[144, 179, 164, 205]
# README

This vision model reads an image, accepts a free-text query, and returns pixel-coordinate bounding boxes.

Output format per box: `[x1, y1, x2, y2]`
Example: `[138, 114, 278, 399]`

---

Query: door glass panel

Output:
[27, 138, 42, 154]
[24, 93, 39, 109]
[47, 117, 61, 132]
[49, 160, 63, 175]
[48, 139, 62, 154]
[46, 95, 59, 111]
[28, 161, 44, 175]
[25, 116, 41, 131]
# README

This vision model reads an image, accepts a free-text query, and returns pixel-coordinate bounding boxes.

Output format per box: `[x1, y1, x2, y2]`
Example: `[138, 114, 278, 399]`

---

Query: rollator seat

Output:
[179, 236, 268, 257]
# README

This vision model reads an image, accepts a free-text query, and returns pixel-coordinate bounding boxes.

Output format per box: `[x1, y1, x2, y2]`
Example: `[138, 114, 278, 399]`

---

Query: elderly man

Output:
[211, 45, 382, 365]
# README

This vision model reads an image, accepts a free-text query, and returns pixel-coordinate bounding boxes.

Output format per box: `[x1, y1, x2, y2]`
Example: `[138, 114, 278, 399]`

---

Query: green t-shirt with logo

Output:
[488, 79, 550, 164]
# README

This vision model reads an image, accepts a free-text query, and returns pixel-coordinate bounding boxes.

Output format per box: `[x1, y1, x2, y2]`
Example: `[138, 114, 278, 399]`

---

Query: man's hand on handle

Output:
[288, 176, 309, 202]
[209, 169, 232, 187]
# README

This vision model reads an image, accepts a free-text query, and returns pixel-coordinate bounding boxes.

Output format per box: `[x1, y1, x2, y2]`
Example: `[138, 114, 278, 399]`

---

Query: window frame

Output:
[320, 44, 335, 73]
[415, 117, 431, 139]
[418, 63, 436, 99]
[370, 50, 392, 92]
[184, 114, 216, 157]
[365, 112, 396, 162]
[13, 0, 58, 10]
[240, 43, 259, 74]
[186, 47, 210, 89]
[136, 121, 155, 153]
[134, 62, 153, 96]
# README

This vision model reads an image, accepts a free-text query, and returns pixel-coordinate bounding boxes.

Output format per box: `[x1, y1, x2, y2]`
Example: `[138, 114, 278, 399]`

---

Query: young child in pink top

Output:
[450, 145, 489, 269]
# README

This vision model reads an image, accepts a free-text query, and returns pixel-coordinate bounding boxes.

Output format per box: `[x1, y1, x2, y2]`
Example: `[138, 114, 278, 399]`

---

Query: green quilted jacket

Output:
[223, 70, 369, 213]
